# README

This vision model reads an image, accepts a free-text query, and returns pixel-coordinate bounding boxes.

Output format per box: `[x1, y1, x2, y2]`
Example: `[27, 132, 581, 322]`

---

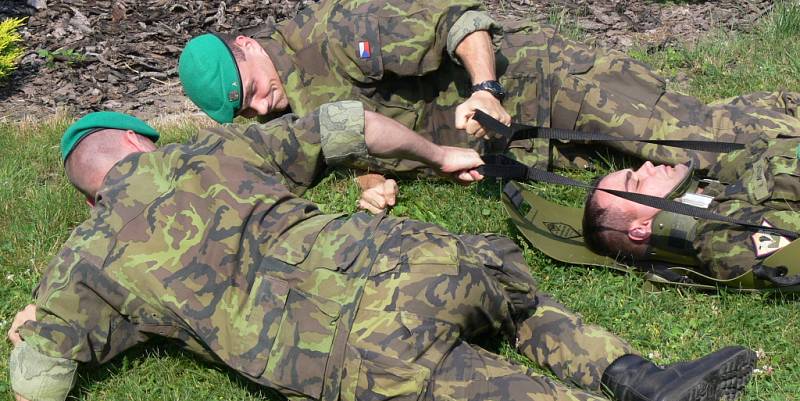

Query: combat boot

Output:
[601, 346, 756, 401]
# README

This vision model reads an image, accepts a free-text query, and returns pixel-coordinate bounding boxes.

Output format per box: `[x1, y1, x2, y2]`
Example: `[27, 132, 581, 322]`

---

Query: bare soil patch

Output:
[0, 0, 774, 122]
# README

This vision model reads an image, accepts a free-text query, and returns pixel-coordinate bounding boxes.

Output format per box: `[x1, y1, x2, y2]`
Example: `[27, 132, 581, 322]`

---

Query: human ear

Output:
[124, 130, 156, 152]
[627, 220, 652, 242]
[235, 35, 252, 49]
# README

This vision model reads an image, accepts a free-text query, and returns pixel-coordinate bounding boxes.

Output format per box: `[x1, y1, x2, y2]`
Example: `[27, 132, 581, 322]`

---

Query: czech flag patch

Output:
[358, 41, 371, 59]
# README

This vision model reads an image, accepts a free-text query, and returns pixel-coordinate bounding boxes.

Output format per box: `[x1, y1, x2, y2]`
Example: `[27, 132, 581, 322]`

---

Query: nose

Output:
[637, 161, 655, 174]
[256, 98, 270, 114]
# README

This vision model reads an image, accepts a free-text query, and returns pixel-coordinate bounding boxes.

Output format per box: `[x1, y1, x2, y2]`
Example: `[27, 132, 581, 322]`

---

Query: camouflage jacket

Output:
[11, 106, 401, 401]
[691, 138, 800, 279]
[259, 0, 563, 174]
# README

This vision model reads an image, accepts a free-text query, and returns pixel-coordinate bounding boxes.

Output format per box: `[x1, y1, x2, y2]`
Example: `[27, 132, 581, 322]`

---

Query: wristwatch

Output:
[470, 80, 506, 101]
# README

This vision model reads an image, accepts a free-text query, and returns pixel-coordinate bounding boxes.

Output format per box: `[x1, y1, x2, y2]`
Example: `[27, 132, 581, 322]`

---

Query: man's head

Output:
[61, 112, 160, 202]
[582, 161, 690, 259]
[178, 33, 289, 124]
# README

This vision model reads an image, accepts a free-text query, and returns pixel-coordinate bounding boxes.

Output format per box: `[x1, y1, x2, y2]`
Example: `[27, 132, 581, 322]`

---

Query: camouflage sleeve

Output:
[319, 101, 368, 166]
[695, 207, 800, 280]
[318, 101, 419, 174]
[446, 10, 504, 65]
[17, 245, 143, 366]
[202, 114, 328, 195]
[9, 342, 78, 401]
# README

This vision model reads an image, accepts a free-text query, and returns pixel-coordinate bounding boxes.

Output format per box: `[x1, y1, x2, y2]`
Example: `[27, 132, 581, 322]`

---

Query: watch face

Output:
[473, 80, 505, 100]
[486, 81, 504, 93]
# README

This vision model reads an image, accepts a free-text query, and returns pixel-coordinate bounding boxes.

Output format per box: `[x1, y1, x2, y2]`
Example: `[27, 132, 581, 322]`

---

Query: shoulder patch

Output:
[751, 219, 792, 258]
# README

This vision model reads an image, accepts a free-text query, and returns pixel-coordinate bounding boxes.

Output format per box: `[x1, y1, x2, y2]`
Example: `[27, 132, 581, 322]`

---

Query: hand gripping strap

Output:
[473, 109, 745, 154]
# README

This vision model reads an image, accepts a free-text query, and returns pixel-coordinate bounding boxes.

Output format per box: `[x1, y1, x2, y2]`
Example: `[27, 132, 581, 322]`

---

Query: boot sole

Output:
[678, 347, 757, 401]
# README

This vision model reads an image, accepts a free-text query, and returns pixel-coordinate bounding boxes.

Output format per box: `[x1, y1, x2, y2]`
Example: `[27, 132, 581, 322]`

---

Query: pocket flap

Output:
[263, 288, 341, 398]
[355, 350, 430, 401]
[209, 274, 289, 378]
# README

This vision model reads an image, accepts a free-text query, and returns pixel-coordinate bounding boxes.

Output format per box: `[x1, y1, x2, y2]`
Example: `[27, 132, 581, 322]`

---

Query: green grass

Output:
[629, 1, 800, 102]
[3, 3, 800, 401]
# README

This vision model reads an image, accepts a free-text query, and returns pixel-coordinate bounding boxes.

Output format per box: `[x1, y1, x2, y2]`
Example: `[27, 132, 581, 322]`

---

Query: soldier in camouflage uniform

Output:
[8, 111, 756, 401]
[584, 136, 800, 281]
[179, 0, 800, 181]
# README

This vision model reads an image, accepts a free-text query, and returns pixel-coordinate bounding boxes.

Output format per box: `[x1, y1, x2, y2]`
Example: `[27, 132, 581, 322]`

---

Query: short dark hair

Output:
[217, 33, 246, 61]
[582, 178, 648, 260]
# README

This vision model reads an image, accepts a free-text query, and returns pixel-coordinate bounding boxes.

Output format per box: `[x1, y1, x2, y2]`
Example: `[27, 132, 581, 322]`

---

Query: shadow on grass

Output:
[73, 340, 279, 400]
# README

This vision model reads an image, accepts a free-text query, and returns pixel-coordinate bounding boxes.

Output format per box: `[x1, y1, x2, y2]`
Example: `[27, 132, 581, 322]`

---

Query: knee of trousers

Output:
[363, 223, 530, 338]
[456, 234, 540, 322]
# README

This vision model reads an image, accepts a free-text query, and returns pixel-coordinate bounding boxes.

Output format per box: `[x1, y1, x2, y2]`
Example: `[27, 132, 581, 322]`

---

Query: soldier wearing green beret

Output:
[583, 136, 800, 284]
[178, 0, 800, 211]
[7, 110, 757, 401]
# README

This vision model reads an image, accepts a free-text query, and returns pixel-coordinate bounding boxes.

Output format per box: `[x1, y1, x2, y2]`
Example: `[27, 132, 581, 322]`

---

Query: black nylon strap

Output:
[753, 264, 800, 286]
[473, 110, 745, 154]
[485, 155, 799, 239]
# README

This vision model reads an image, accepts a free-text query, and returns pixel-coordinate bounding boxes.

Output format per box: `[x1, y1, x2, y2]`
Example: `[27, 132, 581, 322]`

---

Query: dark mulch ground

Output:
[0, 0, 774, 122]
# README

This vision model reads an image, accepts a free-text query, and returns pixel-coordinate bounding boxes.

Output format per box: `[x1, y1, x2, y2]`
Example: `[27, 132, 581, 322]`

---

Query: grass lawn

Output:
[2, 3, 800, 401]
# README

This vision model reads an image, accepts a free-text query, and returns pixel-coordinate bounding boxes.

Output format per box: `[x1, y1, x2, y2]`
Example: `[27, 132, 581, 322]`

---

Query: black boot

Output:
[601, 346, 757, 401]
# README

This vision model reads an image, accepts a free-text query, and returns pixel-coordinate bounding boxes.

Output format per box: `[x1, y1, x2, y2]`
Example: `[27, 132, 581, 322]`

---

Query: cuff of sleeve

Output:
[446, 10, 504, 65]
[10, 342, 78, 401]
[319, 101, 368, 166]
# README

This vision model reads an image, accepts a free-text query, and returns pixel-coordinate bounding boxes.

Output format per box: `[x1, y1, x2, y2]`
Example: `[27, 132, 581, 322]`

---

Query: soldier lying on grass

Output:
[584, 137, 800, 283]
[179, 0, 800, 213]
[7, 111, 756, 401]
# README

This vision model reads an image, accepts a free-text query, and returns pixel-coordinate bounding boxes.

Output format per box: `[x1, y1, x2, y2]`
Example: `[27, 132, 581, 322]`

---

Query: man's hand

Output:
[8, 304, 36, 347]
[455, 91, 511, 139]
[355, 174, 398, 214]
[436, 146, 485, 184]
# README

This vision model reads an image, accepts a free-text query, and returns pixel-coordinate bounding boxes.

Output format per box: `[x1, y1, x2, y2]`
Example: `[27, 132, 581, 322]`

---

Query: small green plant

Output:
[37, 48, 87, 68]
[0, 17, 25, 81]
[547, 6, 585, 41]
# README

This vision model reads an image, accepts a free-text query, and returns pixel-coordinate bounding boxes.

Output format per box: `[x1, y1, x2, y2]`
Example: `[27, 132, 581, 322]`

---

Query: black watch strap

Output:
[470, 80, 505, 101]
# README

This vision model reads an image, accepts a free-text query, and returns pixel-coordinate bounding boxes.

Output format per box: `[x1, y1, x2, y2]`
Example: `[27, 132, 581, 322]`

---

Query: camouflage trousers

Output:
[507, 25, 800, 171]
[340, 220, 632, 401]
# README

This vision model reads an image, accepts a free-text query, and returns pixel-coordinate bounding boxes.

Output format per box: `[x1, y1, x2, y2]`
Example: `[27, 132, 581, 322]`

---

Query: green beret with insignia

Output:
[61, 111, 159, 161]
[178, 33, 242, 124]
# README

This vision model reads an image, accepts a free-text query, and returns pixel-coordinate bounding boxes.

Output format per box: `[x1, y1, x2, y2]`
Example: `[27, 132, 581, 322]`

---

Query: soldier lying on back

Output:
[178, 0, 800, 212]
[8, 111, 756, 401]
[584, 137, 800, 282]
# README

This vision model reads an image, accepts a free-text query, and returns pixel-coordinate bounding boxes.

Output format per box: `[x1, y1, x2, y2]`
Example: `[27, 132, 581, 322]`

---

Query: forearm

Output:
[363, 111, 444, 168]
[455, 30, 496, 84]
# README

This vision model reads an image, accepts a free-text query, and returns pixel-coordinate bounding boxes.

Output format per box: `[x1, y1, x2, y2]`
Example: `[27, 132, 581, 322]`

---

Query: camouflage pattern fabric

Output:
[257, 0, 800, 174]
[9, 342, 77, 401]
[13, 112, 634, 401]
[691, 137, 800, 279]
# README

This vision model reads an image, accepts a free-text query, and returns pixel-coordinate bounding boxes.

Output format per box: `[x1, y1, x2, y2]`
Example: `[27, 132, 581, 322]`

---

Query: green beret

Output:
[61, 111, 159, 161]
[178, 33, 242, 124]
